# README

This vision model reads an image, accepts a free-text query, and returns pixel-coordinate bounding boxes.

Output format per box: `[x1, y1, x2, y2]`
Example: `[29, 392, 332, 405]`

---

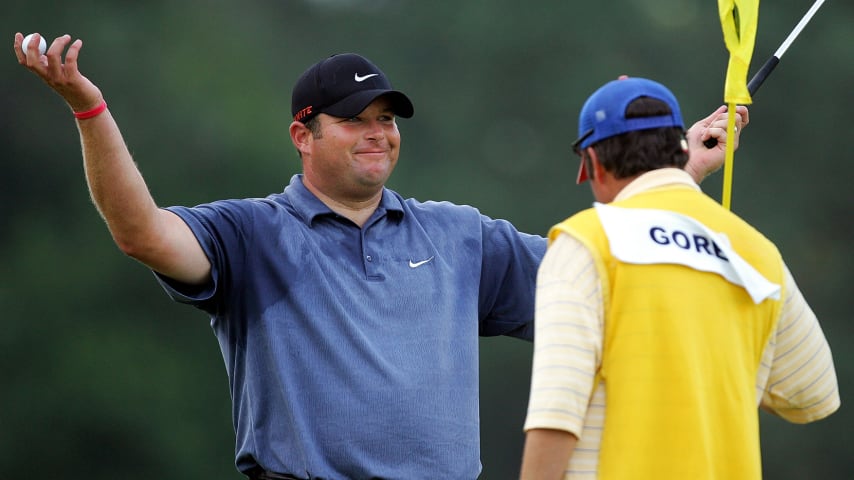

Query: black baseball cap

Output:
[291, 53, 414, 123]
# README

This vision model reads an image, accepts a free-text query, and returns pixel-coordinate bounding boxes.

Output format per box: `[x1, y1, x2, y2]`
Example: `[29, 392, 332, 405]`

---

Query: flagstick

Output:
[746, 0, 826, 95]
[720, 0, 827, 209]
[721, 104, 738, 209]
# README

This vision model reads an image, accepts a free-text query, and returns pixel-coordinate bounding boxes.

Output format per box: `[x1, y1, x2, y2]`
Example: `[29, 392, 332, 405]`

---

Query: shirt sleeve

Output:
[523, 232, 602, 437]
[477, 215, 547, 341]
[757, 263, 840, 423]
[153, 200, 254, 313]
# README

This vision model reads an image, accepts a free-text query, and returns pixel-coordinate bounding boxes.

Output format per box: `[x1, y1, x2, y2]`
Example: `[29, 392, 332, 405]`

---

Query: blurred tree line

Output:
[2, 0, 851, 478]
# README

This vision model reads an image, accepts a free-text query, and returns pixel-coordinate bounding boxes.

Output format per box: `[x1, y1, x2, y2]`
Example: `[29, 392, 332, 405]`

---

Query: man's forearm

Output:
[78, 109, 162, 253]
[519, 428, 577, 480]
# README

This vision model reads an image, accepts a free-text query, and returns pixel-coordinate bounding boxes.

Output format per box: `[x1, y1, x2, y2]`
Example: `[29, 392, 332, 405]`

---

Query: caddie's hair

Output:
[587, 97, 688, 179]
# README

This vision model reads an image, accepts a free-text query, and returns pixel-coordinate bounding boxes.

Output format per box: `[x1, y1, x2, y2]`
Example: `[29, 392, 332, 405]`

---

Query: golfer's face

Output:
[307, 97, 400, 199]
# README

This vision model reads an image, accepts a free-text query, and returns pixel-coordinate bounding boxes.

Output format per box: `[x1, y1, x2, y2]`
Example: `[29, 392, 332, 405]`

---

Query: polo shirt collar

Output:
[283, 174, 405, 225]
[614, 168, 700, 202]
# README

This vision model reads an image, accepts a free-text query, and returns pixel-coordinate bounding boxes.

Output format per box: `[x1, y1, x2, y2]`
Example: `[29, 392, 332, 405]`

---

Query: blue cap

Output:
[574, 77, 684, 183]
[576, 77, 683, 149]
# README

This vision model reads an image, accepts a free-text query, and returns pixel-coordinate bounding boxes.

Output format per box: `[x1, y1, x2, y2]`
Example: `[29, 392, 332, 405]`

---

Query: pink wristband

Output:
[73, 100, 108, 120]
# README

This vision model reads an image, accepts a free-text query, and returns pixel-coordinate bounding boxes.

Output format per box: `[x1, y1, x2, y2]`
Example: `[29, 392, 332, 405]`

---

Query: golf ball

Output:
[22, 33, 47, 56]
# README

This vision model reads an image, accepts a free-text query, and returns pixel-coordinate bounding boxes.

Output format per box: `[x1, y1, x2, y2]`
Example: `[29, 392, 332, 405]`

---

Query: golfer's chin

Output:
[354, 175, 391, 195]
[354, 163, 396, 189]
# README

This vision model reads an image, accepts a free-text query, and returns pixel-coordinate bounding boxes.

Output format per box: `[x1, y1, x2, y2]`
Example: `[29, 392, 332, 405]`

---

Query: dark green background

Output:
[3, 1, 851, 478]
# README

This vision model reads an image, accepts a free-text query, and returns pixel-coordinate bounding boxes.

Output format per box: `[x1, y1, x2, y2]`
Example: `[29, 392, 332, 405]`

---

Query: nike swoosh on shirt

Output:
[408, 256, 435, 268]
[354, 73, 379, 82]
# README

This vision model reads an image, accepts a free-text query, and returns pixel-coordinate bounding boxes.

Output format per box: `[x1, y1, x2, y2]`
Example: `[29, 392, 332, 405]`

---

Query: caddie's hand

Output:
[13, 32, 104, 113]
[684, 105, 750, 183]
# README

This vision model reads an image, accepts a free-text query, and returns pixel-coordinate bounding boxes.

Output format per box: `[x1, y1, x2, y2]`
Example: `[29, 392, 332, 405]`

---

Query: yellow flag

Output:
[718, 0, 759, 209]
[719, 0, 759, 104]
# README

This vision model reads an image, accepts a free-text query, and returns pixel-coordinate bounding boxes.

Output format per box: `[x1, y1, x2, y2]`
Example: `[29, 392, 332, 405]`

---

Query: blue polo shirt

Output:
[157, 174, 546, 479]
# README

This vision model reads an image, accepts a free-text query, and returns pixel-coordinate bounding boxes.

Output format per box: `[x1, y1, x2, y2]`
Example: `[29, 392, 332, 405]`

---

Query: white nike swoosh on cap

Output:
[354, 73, 379, 82]
[408, 256, 435, 268]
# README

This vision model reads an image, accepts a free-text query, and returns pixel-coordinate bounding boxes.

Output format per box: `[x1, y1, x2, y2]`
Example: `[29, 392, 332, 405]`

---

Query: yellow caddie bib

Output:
[550, 185, 785, 480]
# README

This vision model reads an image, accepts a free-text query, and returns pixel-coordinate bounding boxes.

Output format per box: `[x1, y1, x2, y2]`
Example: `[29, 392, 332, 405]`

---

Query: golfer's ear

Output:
[290, 121, 312, 154]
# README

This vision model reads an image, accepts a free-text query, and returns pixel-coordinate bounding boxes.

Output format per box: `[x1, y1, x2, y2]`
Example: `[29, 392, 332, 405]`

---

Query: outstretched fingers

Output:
[13, 31, 44, 66]
[13, 32, 24, 63]
[13, 32, 103, 113]
[44, 35, 75, 80]
[57, 37, 84, 77]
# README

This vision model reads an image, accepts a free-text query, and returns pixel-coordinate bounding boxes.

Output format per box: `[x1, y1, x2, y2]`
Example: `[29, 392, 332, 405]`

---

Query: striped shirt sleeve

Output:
[757, 263, 840, 423]
[524, 232, 602, 437]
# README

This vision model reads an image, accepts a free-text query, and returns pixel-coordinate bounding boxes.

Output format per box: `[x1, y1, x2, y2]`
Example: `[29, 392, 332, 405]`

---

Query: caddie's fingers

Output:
[710, 116, 741, 135]
[700, 105, 728, 127]
[712, 106, 749, 133]
[709, 126, 727, 144]
[735, 105, 750, 128]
